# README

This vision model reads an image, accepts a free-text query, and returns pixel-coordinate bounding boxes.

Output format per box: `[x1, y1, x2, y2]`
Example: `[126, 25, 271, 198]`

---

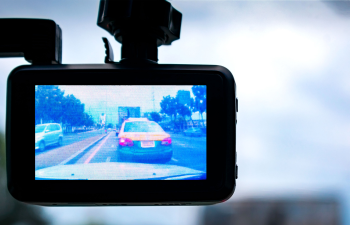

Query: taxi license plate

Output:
[141, 141, 155, 148]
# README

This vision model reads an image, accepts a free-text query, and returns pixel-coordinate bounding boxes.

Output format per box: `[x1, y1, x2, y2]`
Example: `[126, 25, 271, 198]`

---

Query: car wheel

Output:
[39, 141, 45, 151]
[57, 137, 63, 146]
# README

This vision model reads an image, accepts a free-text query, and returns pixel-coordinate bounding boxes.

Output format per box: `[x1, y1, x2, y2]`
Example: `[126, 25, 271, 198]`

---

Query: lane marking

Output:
[106, 156, 111, 162]
[59, 134, 107, 165]
[171, 158, 178, 162]
[84, 132, 112, 164]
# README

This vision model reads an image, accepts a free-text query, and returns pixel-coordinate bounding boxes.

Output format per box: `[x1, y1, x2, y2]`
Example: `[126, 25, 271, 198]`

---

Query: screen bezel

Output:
[7, 64, 236, 204]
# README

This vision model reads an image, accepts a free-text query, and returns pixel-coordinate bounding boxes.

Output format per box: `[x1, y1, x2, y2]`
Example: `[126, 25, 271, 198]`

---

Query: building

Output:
[118, 107, 141, 125]
[177, 90, 191, 105]
[100, 113, 106, 125]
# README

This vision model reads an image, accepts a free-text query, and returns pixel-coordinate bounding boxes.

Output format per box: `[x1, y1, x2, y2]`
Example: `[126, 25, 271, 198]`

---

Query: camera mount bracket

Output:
[0, 19, 62, 65]
[97, 0, 182, 64]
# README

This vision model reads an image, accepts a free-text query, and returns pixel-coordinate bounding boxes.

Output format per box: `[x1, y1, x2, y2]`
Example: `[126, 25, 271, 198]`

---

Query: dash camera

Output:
[3, 0, 238, 206]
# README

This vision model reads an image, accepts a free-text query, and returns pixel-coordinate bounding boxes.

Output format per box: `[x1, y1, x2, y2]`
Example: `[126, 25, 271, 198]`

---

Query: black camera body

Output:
[7, 63, 237, 205]
[3, 0, 238, 206]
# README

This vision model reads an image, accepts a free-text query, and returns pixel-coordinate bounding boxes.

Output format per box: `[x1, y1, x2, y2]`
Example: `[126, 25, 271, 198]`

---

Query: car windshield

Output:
[124, 121, 164, 133]
[35, 125, 46, 133]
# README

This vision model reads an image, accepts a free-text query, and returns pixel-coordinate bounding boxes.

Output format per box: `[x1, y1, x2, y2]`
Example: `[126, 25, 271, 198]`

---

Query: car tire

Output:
[57, 137, 63, 146]
[39, 141, 45, 152]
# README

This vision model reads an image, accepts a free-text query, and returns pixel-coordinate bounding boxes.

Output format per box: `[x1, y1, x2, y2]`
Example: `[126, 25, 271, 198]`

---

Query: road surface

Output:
[35, 129, 106, 156]
[35, 130, 206, 174]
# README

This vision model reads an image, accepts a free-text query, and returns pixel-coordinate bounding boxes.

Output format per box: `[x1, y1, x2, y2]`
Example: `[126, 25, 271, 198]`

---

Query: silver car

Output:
[35, 123, 63, 151]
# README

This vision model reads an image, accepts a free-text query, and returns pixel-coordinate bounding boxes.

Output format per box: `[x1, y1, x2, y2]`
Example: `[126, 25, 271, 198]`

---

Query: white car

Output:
[35, 123, 63, 151]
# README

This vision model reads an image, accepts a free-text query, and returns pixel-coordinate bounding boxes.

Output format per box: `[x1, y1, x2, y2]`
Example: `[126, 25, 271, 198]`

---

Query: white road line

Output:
[171, 158, 178, 162]
[106, 156, 111, 162]
[59, 134, 107, 165]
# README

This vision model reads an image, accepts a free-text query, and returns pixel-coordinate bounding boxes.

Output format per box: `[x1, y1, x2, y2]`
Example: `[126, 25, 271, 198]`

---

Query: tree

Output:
[35, 85, 65, 124]
[61, 94, 85, 126]
[82, 113, 95, 127]
[176, 104, 191, 118]
[35, 86, 94, 128]
[160, 95, 178, 121]
[150, 112, 162, 123]
[175, 91, 192, 119]
[191, 85, 207, 121]
[0, 133, 50, 224]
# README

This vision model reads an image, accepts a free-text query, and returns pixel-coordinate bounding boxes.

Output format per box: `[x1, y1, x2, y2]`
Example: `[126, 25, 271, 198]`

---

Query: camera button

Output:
[236, 165, 238, 179]
[236, 98, 238, 112]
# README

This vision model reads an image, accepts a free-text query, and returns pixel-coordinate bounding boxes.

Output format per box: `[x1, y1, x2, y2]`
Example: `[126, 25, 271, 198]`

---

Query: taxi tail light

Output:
[161, 137, 172, 146]
[119, 138, 134, 147]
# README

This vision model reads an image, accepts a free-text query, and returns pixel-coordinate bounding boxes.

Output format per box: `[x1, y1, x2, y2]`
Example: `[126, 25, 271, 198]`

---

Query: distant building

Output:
[177, 90, 191, 105]
[100, 113, 106, 125]
[118, 107, 141, 125]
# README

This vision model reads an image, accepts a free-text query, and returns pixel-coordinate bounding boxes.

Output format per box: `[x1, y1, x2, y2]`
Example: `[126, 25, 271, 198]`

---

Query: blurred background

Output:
[1, 0, 350, 224]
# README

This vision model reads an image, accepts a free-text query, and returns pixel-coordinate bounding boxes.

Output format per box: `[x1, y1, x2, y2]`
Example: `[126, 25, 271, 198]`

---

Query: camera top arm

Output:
[97, 0, 182, 64]
[0, 18, 62, 65]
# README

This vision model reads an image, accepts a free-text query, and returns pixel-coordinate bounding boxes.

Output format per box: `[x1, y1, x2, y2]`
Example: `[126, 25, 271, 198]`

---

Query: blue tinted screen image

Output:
[35, 85, 207, 180]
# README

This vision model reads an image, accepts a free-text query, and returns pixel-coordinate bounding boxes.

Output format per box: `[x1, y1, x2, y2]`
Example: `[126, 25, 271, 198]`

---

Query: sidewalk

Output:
[35, 134, 106, 170]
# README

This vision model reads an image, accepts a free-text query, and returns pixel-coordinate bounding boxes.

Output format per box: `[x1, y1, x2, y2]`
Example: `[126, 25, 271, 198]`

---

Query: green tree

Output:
[175, 92, 192, 119]
[191, 85, 207, 121]
[177, 104, 191, 119]
[35, 86, 94, 128]
[150, 112, 162, 123]
[82, 113, 95, 127]
[160, 95, 178, 121]
[61, 94, 85, 126]
[35, 85, 65, 124]
[0, 133, 50, 224]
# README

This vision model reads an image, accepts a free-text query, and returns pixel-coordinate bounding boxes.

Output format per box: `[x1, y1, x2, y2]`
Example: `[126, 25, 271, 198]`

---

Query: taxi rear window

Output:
[124, 121, 164, 133]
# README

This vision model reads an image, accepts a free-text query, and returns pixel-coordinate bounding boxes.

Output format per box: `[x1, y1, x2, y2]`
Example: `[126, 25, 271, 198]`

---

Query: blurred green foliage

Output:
[0, 133, 50, 225]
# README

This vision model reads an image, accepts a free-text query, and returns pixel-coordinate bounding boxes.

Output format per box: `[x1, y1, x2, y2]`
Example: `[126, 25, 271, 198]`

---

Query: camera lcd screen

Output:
[35, 85, 207, 180]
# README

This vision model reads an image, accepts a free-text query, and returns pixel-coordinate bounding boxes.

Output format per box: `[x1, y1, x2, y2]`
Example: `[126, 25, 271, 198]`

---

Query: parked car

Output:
[117, 118, 173, 163]
[35, 123, 63, 151]
[183, 127, 204, 137]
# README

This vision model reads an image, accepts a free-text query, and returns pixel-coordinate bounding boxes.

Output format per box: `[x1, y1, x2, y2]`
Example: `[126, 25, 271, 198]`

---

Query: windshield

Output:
[35, 125, 46, 133]
[124, 121, 164, 132]
[35, 85, 207, 181]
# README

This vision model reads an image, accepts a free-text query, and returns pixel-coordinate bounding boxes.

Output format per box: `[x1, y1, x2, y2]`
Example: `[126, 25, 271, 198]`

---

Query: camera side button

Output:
[236, 98, 238, 112]
[236, 165, 238, 179]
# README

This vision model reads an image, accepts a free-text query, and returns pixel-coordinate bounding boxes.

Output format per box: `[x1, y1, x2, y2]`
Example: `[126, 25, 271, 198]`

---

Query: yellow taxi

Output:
[117, 118, 173, 163]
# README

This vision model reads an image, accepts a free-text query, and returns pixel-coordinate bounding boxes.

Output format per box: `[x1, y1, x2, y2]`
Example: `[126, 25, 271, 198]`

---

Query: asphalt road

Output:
[35, 129, 106, 156]
[36, 130, 207, 173]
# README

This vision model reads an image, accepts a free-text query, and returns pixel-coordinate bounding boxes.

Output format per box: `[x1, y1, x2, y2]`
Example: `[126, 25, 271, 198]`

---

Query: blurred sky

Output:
[1, 0, 350, 224]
